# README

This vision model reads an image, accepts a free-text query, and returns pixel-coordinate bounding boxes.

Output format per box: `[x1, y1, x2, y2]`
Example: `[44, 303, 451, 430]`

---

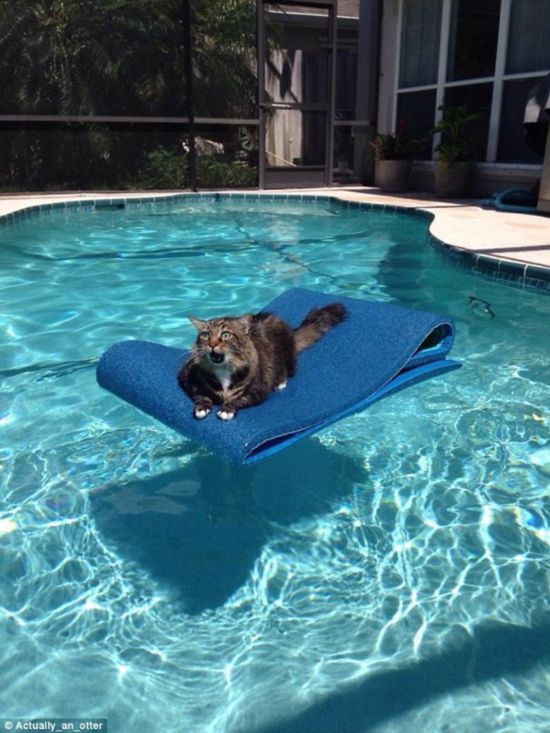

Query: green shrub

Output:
[140, 145, 257, 189]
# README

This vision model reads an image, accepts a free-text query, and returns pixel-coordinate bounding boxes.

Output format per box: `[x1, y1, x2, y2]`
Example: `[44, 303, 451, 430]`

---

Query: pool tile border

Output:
[1, 191, 549, 291]
[427, 232, 550, 291]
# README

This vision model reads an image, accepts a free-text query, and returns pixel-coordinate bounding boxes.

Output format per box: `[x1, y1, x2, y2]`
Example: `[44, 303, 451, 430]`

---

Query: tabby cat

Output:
[178, 303, 346, 420]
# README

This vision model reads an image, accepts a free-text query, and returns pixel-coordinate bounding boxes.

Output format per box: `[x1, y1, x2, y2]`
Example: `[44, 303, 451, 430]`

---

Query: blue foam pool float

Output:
[97, 288, 460, 465]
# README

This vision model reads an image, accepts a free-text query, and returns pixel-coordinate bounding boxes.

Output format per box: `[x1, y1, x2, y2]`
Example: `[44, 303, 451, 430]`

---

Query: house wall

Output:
[538, 126, 550, 212]
[410, 162, 541, 198]
[378, 0, 549, 196]
[377, 0, 399, 135]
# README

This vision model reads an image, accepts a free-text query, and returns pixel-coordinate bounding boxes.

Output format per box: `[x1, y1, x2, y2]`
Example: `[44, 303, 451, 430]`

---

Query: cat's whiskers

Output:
[187, 351, 204, 366]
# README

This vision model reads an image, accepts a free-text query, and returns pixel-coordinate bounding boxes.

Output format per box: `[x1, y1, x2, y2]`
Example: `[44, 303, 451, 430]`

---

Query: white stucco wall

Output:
[377, 0, 400, 134]
[537, 126, 550, 212]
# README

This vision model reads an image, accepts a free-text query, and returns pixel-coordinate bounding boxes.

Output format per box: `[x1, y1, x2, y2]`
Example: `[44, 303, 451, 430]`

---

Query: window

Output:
[399, 0, 442, 87]
[396, 90, 437, 160]
[394, 0, 550, 163]
[447, 0, 500, 82]
[507, 0, 550, 74]
[444, 83, 492, 160]
[498, 78, 544, 162]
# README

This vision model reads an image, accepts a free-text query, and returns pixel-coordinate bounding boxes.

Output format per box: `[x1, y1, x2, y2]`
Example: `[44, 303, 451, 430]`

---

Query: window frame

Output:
[393, 0, 550, 163]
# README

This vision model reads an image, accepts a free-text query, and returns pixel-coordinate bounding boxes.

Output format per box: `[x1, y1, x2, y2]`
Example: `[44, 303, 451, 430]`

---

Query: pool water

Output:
[1, 196, 549, 732]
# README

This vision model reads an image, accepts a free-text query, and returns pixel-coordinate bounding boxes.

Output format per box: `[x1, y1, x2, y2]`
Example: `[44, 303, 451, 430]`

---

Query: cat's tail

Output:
[293, 302, 346, 353]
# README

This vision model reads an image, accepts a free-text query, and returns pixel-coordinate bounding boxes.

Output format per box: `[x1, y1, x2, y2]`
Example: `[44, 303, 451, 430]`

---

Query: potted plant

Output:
[371, 120, 417, 193]
[432, 105, 479, 197]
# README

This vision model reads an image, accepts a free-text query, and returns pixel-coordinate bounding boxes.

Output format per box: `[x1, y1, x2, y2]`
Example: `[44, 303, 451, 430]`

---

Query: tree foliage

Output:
[0, 0, 257, 189]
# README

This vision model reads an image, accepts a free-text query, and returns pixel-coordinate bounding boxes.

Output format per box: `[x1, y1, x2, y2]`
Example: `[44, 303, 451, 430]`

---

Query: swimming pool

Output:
[1, 195, 549, 732]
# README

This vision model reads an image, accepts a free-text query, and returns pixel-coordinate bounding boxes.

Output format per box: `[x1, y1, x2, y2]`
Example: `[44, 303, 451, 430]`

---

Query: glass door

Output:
[258, 1, 336, 188]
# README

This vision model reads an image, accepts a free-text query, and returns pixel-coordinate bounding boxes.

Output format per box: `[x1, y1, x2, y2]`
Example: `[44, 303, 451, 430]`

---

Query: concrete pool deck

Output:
[1, 187, 549, 275]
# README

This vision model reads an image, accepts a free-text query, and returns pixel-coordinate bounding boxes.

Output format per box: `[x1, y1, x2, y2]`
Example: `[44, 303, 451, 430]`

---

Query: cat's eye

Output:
[199, 330, 211, 340]
[220, 330, 232, 340]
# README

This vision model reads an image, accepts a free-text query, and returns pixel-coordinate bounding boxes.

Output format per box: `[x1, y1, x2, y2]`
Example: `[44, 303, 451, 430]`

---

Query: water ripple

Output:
[0, 198, 549, 732]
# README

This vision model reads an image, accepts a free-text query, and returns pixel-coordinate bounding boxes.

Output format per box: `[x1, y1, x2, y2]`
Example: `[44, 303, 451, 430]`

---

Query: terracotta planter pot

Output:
[434, 160, 473, 197]
[374, 158, 412, 193]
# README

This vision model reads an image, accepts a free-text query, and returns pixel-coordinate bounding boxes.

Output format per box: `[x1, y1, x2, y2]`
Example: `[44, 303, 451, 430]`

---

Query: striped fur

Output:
[178, 303, 345, 420]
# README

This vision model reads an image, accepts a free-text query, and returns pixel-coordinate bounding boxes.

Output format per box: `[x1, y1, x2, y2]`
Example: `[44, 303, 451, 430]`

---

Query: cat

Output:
[178, 302, 346, 420]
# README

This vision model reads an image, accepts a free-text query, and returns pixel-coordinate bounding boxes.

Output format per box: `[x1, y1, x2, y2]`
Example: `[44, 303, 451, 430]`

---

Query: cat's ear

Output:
[188, 314, 207, 331]
[238, 314, 253, 334]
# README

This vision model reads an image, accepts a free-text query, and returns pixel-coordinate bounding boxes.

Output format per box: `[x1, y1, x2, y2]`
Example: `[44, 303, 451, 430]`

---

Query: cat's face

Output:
[189, 315, 253, 368]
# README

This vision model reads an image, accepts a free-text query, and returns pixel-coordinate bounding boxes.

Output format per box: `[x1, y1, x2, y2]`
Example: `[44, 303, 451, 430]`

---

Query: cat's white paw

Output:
[217, 408, 235, 421]
[276, 381, 287, 391]
[194, 406, 211, 419]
